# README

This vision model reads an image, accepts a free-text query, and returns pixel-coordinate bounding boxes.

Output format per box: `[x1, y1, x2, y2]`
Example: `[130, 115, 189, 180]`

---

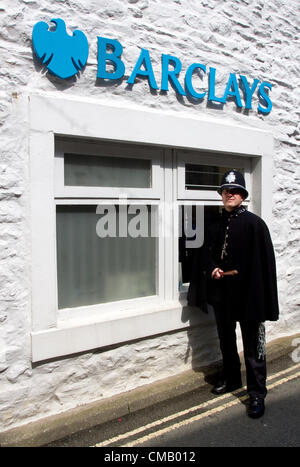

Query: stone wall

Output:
[0, 0, 299, 430]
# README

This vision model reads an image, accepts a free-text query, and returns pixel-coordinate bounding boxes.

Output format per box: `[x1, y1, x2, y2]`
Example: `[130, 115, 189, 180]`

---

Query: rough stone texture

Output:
[0, 0, 299, 431]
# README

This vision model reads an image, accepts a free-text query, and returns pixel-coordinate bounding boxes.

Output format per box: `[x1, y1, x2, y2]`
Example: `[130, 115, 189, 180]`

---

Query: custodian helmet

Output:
[217, 169, 248, 199]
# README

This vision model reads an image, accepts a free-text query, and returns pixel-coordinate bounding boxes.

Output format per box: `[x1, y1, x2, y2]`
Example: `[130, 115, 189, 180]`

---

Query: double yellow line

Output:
[93, 362, 300, 448]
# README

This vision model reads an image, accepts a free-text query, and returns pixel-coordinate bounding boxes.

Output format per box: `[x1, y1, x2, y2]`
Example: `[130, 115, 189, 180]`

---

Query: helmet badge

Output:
[225, 171, 236, 184]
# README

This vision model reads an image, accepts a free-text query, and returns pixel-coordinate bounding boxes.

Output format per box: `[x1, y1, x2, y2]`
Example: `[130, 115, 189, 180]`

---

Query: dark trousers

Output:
[214, 307, 267, 399]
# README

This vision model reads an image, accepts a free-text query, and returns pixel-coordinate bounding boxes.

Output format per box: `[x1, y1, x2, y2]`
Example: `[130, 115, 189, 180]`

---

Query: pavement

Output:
[0, 332, 299, 447]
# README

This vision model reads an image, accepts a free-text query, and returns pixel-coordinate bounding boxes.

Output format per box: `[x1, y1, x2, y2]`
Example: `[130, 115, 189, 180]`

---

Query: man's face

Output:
[221, 188, 245, 212]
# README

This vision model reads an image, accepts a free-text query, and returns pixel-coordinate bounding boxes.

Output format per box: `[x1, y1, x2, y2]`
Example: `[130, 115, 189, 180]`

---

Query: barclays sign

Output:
[32, 19, 273, 114]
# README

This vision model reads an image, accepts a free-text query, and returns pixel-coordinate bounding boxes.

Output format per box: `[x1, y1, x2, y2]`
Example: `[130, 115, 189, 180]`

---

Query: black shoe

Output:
[248, 397, 265, 419]
[211, 380, 242, 395]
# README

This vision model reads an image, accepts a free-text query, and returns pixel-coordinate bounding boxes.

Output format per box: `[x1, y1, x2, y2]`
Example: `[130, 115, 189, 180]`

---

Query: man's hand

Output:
[211, 268, 239, 279]
[212, 268, 224, 279]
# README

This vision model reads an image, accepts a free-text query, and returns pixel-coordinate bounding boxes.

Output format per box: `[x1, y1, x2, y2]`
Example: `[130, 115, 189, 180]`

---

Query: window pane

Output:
[185, 164, 243, 191]
[179, 205, 221, 290]
[64, 153, 151, 188]
[56, 205, 157, 309]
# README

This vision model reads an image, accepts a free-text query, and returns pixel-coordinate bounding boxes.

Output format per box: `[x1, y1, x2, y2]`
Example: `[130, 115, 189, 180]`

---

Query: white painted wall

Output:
[0, 0, 299, 431]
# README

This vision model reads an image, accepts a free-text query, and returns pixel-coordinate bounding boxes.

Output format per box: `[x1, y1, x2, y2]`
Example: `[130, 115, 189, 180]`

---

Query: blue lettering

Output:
[258, 81, 272, 114]
[97, 37, 125, 80]
[94, 35, 272, 114]
[127, 48, 158, 90]
[208, 67, 226, 104]
[161, 54, 186, 96]
[239, 75, 259, 109]
[222, 73, 243, 108]
[185, 63, 207, 99]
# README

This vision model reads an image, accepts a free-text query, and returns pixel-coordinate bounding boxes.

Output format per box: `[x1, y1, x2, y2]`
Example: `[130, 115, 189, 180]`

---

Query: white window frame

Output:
[54, 139, 166, 322]
[177, 150, 252, 202]
[29, 93, 274, 362]
[55, 199, 164, 323]
[55, 139, 163, 199]
[176, 150, 251, 302]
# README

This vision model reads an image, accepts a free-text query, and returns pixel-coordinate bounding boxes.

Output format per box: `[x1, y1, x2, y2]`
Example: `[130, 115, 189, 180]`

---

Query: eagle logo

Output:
[32, 18, 89, 79]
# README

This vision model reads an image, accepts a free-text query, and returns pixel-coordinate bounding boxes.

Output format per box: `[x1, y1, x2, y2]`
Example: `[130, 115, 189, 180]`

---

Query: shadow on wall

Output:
[181, 304, 222, 385]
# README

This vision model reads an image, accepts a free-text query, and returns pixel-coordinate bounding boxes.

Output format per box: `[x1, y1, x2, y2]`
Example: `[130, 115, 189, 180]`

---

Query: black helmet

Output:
[217, 169, 248, 199]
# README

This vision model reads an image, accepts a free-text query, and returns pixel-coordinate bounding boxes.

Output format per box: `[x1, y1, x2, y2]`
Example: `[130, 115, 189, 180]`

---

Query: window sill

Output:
[31, 299, 197, 362]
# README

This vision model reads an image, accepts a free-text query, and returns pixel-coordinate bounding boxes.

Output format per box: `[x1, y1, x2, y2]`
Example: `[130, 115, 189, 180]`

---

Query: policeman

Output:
[206, 170, 279, 419]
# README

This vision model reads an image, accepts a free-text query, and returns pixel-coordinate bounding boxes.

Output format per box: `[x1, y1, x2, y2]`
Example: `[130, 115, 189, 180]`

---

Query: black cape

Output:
[187, 209, 279, 322]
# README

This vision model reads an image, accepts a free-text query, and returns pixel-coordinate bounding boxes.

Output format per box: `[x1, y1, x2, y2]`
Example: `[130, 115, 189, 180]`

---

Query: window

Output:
[55, 139, 163, 319]
[176, 150, 250, 296]
[55, 139, 251, 317]
[64, 153, 151, 188]
[185, 164, 241, 191]
[30, 94, 273, 361]
[177, 150, 251, 200]
[55, 139, 162, 199]
[56, 204, 157, 309]
[178, 204, 220, 292]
